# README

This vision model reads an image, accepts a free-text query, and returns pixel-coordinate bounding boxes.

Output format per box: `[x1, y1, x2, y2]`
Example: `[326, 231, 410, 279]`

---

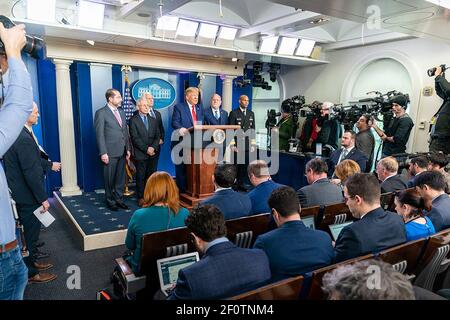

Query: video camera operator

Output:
[300, 100, 322, 152]
[369, 94, 414, 157]
[429, 65, 450, 154]
[315, 102, 342, 154]
[0, 22, 34, 300]
[272, 101, 295, 152]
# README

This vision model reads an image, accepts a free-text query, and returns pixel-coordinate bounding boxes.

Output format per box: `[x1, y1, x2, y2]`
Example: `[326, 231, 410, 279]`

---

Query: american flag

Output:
[122, 74, 135, 123]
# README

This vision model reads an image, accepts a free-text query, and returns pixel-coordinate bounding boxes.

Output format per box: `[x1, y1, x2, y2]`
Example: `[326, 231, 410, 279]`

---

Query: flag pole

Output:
[121, 65, 135, 197]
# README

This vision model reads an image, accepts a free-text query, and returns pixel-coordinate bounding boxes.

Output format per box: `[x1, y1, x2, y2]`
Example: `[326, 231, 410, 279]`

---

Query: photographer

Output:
[0, 22, 33, 299]
[370, 94, 414, 157]
[272, 102, 294, 152]
[300, 100, 321, 152]
[430, 66, 450, 154]
[315, 102, 342, 152]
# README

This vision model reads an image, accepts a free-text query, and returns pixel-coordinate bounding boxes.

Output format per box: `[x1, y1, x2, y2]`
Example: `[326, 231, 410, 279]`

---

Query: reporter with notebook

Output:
[168, 205, 271, 300]
[334, 173, 406, 262]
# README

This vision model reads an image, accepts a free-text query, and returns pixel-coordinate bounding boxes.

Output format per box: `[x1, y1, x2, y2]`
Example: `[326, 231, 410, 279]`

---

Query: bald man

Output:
[204, 94, 228, 125]
[228, 95, 256, 191]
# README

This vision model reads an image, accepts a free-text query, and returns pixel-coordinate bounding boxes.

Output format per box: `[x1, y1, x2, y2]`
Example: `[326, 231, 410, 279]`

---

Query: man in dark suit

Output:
[94, 89, 131, 211]
[171, 87, 204, 192]
[254, 186, 334, 282]
[297, 158, 344, 208]
[203, 93, 228, 125]
[168, 205, 271, 300]
[228, 95, 256, 191]
[144, 92, 164, 169]
[200, 164, 251, 220]
[328, 130, 368, 176]
[415, 171, 450, 231]
[407, 156, 428, 188]
[355, 115, 375, 172]
[4, 104, 57, 283]
[376, 157, 408, 193]
[334, 173, 406, 262]
[129, 98, 161, 206]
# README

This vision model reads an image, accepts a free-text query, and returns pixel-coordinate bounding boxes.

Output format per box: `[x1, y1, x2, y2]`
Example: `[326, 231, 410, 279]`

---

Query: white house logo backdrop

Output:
[131, 78, 177, 109]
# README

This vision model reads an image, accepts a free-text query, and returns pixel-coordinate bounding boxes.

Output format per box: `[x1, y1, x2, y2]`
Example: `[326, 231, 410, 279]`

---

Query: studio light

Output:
[259, 36, 279, 54]
[197, 23, 219, 45]
[216, 26, 238, 47]
[27, 0, 56, 23]
[78, 0, 105, 29]
[277, 37, 298, 55]
[155, 16, 179, 38]
[176, 19, 199, 41]
[296, 39, 316, 57]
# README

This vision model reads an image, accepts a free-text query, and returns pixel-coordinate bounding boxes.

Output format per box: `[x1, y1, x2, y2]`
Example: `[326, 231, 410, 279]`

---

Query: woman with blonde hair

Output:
[331, 159, 361, 190]
[125, 171, 189, 273]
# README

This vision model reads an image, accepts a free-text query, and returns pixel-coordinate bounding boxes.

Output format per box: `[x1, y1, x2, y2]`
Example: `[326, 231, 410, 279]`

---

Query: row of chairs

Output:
[112, 191, 399, 298]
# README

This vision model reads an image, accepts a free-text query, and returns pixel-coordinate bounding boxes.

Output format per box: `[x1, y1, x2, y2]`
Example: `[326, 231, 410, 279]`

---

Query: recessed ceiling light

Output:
[296, 39, 316, 56]
[260, 36, 279, 53]
[277, 37, 298, 55]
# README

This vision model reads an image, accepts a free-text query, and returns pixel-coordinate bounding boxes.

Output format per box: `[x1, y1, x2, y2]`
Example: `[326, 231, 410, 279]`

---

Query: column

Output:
[221, 75, 234, 112]
[53, 59, 82, 196]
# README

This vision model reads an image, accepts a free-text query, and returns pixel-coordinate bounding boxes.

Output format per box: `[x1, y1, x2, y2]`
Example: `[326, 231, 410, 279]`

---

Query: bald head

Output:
[239, 95, 249, 109]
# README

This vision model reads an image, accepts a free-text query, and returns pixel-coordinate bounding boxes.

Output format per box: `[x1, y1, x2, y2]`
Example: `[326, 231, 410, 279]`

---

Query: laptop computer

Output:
[157, 252, 199, 296]
[302, 215, 315, 230]
[329, 221, 353, 241]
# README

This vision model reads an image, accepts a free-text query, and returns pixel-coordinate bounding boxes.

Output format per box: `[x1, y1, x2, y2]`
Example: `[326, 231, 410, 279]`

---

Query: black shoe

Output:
[36, 241, 45, 248]
[116, 202, 129, 210]
[34, 250, 50, 260]
[107, 204, 119, 211]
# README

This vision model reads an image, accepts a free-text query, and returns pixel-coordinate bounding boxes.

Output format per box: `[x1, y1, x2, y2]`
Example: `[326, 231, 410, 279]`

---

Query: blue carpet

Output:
[56, 191, 140, 235]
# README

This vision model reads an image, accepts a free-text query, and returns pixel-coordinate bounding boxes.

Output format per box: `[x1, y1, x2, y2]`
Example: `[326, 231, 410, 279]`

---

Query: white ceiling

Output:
[0, 0, 449, 67]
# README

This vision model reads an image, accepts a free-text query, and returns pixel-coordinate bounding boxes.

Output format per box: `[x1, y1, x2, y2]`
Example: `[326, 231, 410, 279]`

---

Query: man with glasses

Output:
[334, 173, 406, 262]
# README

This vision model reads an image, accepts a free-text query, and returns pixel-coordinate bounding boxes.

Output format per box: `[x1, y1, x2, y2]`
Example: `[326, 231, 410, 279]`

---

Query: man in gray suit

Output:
[297, 158, 344, 208]
[94, 89, 131, 211]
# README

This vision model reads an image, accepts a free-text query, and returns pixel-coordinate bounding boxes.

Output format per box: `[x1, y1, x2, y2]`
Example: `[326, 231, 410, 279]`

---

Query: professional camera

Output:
[427, 64, 448, 77]
[330, 104, 367, 130]
[265, 109, 281, 130]
[0, 15, 46, 59]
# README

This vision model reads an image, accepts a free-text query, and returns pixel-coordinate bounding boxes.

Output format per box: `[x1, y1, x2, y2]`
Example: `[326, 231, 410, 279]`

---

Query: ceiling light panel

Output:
[260, 36, 279, 53]
[425, 0, 450, 10]
[27, 0, 56, 23]
[78, 0, 105, 29]
[176, 19, 199, 41]
[215, 26, 238, 47]
[277, 37, 298, 55]
[296, 39, 316, 57]
[197, 23, 219, 44]
[155, 16, 179, 38]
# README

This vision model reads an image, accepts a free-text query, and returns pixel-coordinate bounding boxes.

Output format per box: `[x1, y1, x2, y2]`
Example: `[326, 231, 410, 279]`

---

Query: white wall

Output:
[281, 37, 450, 153]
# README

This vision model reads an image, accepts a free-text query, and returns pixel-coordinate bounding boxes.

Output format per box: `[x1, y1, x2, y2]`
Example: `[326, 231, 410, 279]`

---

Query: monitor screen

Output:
[158, 253, 199, 287]
[302, 215, 315, 230]
[329, 221, 353, 241]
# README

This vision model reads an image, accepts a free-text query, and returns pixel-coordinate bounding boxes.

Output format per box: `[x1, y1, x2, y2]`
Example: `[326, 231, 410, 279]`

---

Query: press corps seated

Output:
[125, 171, 189, 273]
[393, 189, 436, 241]
[201, 163, 251, 220]
[168, 205, 271, 300]
[376, 156, 408, 193]
[253, 186, 334, 282]
[330, 159, 361, 192]
[414, 171, 450, 232]
[334, 173, 406, 263]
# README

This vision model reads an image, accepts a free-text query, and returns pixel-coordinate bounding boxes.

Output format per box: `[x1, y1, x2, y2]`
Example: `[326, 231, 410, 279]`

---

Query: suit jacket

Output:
[297, 178, 344, 208]
[334, 207, 406, 262]
[171, 102, 204, 129]
[94, 105, 131, 157]
[203, 107, 228, 125]
[201, 189, 251, 220]
[168, 241, 271, 300]
[129, 113, 161, 161]
[228, 108, 256, 150]
[407, 171, 426, 188]
[427, 193, 450, 232]
[248, 180, 284, 215]
[3, 128, 48, 205]
[328, 147, 368, 176]
[380, 174, 408, 193]
[254, 220, 334, 282]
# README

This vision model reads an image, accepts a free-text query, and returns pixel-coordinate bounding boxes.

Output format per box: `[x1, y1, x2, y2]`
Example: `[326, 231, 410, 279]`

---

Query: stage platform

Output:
[54, 191, 140, 251]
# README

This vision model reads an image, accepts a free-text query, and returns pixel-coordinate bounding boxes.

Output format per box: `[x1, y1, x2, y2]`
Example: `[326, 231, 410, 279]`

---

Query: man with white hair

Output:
[203, 93, 228, 125]
[315, 101, 342, 153]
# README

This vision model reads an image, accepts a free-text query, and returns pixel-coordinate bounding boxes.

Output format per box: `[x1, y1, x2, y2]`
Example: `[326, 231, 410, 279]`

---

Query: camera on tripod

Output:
[427, 64, 448, 77]
[265, 109, 281, 130]
[0, 15, 46, 59]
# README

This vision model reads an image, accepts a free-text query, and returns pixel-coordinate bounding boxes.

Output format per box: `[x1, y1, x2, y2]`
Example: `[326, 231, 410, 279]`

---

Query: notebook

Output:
[302, 215, 315, 230]
[329, 221, 353, 241]
[157, 252, 199, 296]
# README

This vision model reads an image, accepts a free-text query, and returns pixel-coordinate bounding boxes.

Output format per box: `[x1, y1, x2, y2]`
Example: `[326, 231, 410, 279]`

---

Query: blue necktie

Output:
[149, 109, 156, 118]
[142, 115, 148, 130]
[214, 110, 220, 120]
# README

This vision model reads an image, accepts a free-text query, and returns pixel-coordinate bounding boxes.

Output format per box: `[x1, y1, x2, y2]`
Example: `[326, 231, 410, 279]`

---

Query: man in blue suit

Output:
[334, 173, 406, 262]
[203, 94, 228, 125]
[171, 87, 204, 192]
[254, 187, 334, 282]
[407, 156, 428, 188]
[415, 171, 450, 231]
[201, 164, 251, 220]
[247, 160, 284, 215]
[328, 130, 368, 176]
[168, 205, 271, 300]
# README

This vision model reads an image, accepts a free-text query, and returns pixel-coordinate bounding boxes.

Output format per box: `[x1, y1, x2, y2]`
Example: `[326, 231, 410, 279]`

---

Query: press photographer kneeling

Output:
[369, 94, 414, 157]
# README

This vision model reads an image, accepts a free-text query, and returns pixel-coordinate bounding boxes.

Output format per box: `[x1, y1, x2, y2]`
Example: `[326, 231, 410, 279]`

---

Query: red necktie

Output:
[113, 109, 122, 127]
[191, 105, 197, 123]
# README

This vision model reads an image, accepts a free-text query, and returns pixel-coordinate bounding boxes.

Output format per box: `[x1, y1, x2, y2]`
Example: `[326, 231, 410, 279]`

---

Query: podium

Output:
[179, 125, 240, 209]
